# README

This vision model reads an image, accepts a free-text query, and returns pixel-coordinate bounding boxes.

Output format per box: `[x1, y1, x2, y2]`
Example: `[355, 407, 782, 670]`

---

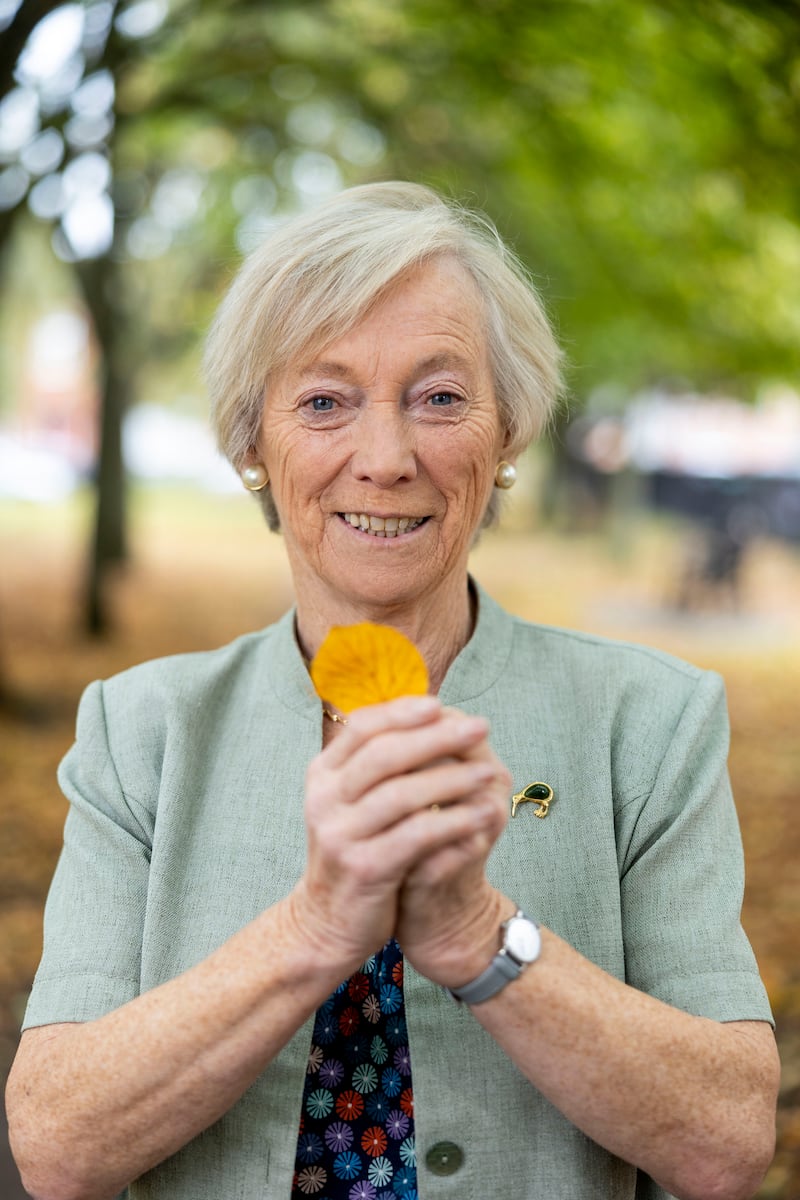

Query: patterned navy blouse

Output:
[291, 939, 417, 1199]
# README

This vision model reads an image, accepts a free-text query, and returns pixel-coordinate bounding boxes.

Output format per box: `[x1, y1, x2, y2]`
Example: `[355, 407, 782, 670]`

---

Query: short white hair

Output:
[205, 181, 564, 530]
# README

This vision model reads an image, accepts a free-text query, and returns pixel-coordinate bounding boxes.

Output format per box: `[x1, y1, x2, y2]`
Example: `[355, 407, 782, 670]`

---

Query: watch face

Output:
[506, 917, 541, 963]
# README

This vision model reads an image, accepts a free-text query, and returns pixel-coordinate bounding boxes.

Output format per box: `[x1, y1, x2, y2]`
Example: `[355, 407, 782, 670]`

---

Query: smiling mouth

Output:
[339, 513, 428, 538]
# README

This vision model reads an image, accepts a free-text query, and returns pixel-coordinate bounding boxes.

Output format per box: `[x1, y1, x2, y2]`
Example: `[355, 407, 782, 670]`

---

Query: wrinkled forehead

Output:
[272, 254, 491, 381]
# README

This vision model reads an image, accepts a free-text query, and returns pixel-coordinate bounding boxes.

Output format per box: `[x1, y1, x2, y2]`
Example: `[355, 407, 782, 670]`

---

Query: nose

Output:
[349, 406, 417, 488]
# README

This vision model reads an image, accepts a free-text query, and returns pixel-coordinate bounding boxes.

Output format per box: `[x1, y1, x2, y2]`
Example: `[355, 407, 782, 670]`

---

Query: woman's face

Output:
[255, 257, 507, 613]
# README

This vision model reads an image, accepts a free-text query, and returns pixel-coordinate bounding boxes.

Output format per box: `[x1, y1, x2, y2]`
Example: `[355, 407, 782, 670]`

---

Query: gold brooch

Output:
[511, 782, 554, 819]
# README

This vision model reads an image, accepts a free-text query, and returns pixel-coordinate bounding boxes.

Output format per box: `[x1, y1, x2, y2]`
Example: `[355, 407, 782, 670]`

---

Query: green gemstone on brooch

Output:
[511, 780, 554, 818]
[524, 784, 551, 801]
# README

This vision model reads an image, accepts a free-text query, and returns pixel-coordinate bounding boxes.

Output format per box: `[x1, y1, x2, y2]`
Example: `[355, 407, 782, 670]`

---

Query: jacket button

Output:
[425, 1141, 464, 1175]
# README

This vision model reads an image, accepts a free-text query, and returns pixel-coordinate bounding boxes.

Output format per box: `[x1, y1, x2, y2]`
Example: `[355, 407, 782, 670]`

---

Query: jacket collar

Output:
[265, 578, 514, 719]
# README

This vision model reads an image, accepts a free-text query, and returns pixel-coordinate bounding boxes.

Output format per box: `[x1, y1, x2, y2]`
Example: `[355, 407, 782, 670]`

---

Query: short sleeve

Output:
[617, 670, 772, 1025]
[22, 680, 153, 1029]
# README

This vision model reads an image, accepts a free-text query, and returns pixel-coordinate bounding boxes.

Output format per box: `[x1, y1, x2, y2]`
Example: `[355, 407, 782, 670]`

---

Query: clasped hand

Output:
[295, 696, 512, 989]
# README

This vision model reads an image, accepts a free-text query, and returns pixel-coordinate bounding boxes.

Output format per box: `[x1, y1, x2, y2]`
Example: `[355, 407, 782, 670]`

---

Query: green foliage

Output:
[2, 0, 800, 405]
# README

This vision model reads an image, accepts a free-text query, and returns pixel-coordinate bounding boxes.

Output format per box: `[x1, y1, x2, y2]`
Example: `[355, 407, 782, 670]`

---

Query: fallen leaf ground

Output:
[1, 485, 798, 1197]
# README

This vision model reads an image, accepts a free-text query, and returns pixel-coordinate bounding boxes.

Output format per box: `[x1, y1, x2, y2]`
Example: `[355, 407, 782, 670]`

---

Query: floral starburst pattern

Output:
[362, 995, 381, 1023]
[295, 1164, 327, 1194]
[306, 1045, 324, 1073]
[292, 939, 417, 1200]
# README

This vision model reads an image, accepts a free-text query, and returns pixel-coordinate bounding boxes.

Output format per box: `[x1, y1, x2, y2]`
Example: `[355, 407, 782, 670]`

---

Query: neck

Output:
[294, 577, 476, 695]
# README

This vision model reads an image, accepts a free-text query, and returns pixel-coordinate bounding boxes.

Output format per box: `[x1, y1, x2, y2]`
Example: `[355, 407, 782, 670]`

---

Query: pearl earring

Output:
[241, 463, 269, 491]
[494, 461, 517, 489]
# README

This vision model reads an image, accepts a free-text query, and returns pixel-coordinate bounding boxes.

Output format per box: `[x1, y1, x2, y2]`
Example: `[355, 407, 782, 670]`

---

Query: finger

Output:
[339, 792, 500, 885]
[326, 712, 491, 804]
[321, 695, 442, 769]
[306, 757, 501, 862]
[403, 829, 498, 886]
[332, 759, 498, 840]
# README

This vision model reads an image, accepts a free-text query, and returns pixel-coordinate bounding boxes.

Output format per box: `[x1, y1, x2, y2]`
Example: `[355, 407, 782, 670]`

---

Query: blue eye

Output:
[429, 392, 455, 406]
[310, 395, 336, 412]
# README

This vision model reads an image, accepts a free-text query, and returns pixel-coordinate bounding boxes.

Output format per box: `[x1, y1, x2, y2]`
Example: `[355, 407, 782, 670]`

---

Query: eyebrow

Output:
[296, 352, 477, 382]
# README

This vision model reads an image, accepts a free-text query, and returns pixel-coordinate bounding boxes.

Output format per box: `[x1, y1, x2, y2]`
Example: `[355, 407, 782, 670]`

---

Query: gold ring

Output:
[430, 803, 441, 812]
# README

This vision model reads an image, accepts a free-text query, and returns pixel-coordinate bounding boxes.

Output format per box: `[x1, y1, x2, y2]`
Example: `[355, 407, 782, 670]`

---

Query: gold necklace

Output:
[323, 707, 349, 726]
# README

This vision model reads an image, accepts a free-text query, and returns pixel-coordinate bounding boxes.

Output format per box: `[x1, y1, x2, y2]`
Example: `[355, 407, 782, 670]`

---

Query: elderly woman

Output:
[8, 182, 778, 1200]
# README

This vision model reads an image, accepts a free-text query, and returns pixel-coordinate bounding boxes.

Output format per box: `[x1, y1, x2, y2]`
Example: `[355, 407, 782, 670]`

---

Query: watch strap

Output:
[447, 947, 524, 1005]
[447, 910, 540, 1005]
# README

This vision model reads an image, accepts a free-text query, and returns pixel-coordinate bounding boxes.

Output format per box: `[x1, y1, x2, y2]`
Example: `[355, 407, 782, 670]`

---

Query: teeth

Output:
[342, 513, 423, 537]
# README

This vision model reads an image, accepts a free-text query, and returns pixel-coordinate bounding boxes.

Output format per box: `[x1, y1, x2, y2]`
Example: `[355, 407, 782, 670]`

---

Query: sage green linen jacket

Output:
[24, 585, 772, 1200]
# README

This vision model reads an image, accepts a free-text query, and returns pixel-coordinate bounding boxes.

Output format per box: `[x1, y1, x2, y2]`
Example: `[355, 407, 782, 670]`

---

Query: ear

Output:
[243, 442, 264, 469]
[500, 426, 517, 458]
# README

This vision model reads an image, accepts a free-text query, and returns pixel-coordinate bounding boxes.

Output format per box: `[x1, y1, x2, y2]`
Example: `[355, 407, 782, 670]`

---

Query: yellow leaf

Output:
[310, 623, 429, 712]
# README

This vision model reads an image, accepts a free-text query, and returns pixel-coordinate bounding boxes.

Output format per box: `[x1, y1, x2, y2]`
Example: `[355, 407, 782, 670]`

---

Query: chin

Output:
[331, 570, 439, 614]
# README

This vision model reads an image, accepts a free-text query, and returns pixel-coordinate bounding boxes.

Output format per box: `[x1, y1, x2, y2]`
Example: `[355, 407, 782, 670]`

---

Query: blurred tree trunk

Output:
[0, 0, 62, 96]
[0, 620, 13, 716]
[75, 256, 129, 635]
[0, 199, 23, 709]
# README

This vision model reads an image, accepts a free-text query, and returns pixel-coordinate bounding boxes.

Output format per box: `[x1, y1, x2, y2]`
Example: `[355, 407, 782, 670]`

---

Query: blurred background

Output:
[1, 0, 799, 1195]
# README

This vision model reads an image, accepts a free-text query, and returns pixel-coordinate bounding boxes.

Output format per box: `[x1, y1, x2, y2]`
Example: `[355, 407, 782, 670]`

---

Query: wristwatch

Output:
[447, 909, 541, 1005]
